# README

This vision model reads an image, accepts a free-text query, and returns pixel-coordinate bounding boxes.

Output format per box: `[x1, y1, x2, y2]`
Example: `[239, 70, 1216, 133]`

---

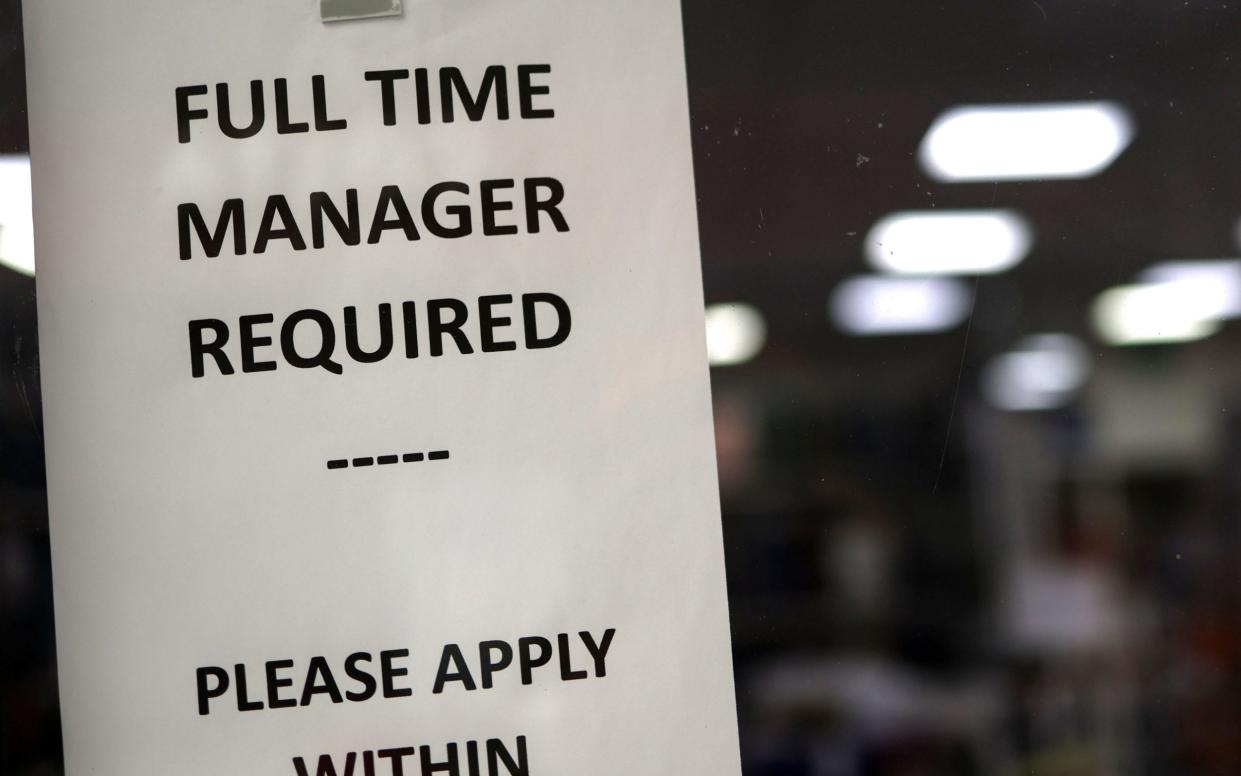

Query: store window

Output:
[5, 1, 1241, 774]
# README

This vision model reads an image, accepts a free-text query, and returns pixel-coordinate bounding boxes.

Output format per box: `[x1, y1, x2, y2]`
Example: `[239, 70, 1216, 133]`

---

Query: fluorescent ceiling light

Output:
[705, 303, 766, 366]
[0, 155, 34, 277]
[920, 101, 1135, 182]
[830, 276, 971, 336]
[1092, 283, 1220, 346]
[865, 209, 1032, 276]
[1139, 259, 1241, 320]
[983, 334, 1090, 411]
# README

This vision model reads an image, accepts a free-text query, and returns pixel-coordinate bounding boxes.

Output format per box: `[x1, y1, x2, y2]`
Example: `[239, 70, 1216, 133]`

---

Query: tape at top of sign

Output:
[321, 0, 402, 23]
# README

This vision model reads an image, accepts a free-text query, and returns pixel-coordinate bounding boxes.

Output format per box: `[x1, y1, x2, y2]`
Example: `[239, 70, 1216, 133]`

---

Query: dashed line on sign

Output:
[327, 450, 450, 470]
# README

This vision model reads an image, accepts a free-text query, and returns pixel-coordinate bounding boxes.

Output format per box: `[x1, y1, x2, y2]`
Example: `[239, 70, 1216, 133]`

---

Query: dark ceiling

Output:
[680, 0, 1241, 372]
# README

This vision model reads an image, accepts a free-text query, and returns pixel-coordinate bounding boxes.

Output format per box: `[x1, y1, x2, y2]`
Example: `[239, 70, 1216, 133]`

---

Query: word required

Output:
[175, 65, 554, 142]
[195, 630, 616, 715]
[188, 292, 572, 378]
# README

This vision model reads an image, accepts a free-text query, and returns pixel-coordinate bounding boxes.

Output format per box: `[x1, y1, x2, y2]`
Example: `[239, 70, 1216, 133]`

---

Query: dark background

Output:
[5, 2, 1241, 773]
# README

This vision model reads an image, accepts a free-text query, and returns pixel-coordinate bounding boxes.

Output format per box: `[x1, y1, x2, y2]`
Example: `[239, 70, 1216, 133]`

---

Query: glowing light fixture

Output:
[830, 276, 971, 336]
[1092, 283, 1220, 346]
[865, 210, 1032, 276]
[1139, 260, 1241, 320]
[705, 303, 766, 366]
[0, 155, 33, 277]
[983, 334, 1090, 411]
[920, 101, 1135, 182]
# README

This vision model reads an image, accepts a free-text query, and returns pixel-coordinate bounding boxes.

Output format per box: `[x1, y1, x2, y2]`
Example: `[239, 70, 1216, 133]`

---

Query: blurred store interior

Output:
[5, 1, 1241, 774]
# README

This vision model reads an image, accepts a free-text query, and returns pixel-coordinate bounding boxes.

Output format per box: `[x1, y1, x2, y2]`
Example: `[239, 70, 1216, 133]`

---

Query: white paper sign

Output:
[23, 1, 741, 773]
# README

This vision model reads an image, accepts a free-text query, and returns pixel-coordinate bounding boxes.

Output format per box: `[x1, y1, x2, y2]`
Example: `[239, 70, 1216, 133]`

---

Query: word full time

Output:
[175, 65, 555, 142]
